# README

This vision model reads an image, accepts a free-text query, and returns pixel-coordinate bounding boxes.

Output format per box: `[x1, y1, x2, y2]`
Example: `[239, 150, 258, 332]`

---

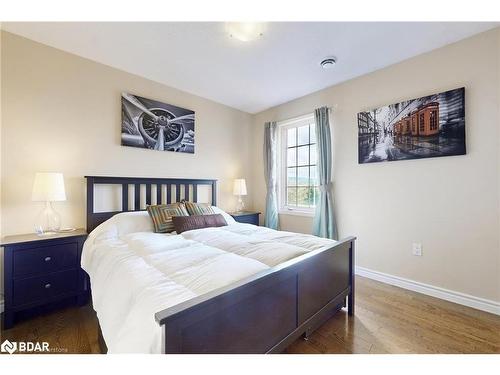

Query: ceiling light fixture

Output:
[320, 57, 337, 69]
[225, 22, 265, 42]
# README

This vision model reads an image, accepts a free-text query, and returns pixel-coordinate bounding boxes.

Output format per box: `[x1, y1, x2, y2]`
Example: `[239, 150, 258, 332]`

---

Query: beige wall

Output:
[0, 31, 254, 238]
[252, 29, 500, 303]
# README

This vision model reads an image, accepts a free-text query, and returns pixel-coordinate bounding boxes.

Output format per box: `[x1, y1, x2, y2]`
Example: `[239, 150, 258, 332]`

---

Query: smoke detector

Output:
[320, 57, 337, 69]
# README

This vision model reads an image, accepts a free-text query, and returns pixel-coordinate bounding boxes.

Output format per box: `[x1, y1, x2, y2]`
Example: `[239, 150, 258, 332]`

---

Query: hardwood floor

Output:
[1, 303, 101, 354]
[2, 276, 499, 354]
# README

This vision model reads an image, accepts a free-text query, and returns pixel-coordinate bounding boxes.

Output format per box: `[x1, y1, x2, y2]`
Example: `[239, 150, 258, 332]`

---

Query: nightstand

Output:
[1, 229, 90, 329]
[229, 211, 261, 226]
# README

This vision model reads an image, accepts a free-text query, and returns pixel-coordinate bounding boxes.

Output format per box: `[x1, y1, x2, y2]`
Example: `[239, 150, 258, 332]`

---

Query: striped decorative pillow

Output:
[184, 201, 215, 216]
[146, 203, 189, 233]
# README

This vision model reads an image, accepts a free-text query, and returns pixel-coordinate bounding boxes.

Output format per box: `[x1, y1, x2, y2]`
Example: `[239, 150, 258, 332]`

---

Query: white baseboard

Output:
[355, 266, 500, 316]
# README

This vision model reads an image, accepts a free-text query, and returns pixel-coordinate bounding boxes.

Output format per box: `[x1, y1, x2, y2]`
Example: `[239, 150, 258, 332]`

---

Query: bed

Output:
[84, 176, 355, 353]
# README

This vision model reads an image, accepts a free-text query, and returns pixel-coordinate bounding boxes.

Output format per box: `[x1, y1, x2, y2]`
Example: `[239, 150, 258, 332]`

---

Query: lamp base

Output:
[58, 227, 76, 233]
[34, 201, 61, 235]
[236, 196, 245, 213]
[36, 231, 59, 237]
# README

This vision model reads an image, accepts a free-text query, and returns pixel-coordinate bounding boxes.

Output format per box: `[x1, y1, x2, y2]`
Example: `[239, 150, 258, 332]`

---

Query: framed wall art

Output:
[121, 93, 195, 153]
[358, 87, 465, 164]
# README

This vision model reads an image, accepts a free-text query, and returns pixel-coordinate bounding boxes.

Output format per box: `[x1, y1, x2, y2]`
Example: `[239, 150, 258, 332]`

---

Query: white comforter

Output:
[81, 210, 336, 353]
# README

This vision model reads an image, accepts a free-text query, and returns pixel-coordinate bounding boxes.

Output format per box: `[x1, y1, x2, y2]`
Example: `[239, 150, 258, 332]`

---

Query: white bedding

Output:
[81, 209, 336, 353]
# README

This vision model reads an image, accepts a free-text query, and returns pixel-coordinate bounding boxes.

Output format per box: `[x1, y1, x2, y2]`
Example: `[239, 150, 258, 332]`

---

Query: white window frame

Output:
[277, 113, 317, 217]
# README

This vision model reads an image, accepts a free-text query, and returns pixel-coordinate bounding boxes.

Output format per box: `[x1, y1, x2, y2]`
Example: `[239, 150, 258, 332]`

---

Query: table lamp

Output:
[233, 178, 247, 212]
[32, 172, 66, 235]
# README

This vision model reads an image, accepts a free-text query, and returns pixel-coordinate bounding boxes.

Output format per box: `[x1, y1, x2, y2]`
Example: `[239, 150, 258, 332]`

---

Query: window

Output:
[430, 110, 438, 130]
[278, 115, 318, 215]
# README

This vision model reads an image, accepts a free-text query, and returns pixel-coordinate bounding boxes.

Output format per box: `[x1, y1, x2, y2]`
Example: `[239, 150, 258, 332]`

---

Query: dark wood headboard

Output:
[85, 176, 217, 233]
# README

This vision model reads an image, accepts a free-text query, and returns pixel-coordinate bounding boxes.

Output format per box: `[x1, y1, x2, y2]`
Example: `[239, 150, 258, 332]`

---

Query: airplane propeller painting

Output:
[121, 93, 195, 153]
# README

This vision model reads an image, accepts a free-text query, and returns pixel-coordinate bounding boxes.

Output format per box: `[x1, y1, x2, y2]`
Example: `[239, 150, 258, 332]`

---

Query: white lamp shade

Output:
[32, 172, 67, 202]
[233, 179, 247, 196]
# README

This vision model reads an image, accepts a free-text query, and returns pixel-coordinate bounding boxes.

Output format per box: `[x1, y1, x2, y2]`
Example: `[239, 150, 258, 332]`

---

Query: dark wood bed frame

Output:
[86, 176, 355, 354]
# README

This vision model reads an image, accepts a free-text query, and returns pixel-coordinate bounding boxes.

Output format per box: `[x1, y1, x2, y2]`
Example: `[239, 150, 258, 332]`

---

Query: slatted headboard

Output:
[85, 176, 217, 232]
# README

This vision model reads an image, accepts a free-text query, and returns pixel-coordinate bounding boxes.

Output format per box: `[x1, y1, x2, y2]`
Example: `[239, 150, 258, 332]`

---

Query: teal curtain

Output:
[263, 121, 279, 230]
[312, 107, 338, 239]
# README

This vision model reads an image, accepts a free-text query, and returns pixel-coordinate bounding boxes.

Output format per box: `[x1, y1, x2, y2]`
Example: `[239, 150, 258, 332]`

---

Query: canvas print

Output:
[358, 87, 465, 164]
[121, 93, 195, 153]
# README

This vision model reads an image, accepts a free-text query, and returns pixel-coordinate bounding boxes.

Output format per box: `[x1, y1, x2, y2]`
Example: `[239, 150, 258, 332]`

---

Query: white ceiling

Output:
[2, 22, 498, 113]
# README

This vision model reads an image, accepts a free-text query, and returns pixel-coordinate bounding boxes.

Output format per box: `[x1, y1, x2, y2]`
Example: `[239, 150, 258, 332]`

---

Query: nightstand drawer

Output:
[13, 243, 78, 278]
[231, 212, 260, 225]
[12, 269, 78, 307]
[234, 214, 259, 225]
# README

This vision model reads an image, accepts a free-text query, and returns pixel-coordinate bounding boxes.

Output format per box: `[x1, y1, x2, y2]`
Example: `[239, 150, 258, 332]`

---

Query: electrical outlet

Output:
[412, 243, 423, 256]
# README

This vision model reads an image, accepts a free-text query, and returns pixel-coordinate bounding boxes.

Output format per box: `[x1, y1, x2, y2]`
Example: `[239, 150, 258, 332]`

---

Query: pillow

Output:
[93, 211, 154, 239]
[211, 206, 237, 224]
[172, 214, 227, 234]
[183, 201, 215, 216]
[82, 211, 157, 267]
[146, 203, 189, 233]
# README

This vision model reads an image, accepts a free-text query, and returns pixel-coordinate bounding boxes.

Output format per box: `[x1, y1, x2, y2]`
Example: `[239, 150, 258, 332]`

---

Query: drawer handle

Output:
[44, 283, 51, 289]
[44, 256, 52, 262]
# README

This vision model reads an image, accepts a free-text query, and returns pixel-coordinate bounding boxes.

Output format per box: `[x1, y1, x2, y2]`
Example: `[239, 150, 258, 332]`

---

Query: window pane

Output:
[297, 187, 315, 207]
[287, 128, 296, 147]
[310, 123, 316, 143]
[310, 143, 317, 165]
[297, 146, 309, 166]
[287, 147, 296, 167]
[297, 166, 309, 186]
[310, 166, 318, 186]
[287, 188, 297, 206]
[287, 167, 296, 187]
[297, 125, 309, 146]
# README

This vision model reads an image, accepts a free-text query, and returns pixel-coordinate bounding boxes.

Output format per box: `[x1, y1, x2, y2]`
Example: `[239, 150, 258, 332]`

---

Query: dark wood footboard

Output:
[155, 236, 355, 354]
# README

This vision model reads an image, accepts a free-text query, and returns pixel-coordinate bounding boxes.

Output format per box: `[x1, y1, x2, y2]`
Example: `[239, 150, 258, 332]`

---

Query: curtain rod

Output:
[273, 104, 337, 125]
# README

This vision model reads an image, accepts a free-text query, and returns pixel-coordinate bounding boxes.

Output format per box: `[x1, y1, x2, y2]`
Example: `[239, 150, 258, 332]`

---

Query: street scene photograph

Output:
[358, 87, 466, 164]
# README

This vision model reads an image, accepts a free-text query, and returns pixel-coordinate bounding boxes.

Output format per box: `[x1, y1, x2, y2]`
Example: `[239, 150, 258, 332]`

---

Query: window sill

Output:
[278, 209, 315, 218]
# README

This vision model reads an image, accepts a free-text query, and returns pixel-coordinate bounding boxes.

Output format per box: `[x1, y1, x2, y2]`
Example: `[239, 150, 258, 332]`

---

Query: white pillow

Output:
[211, 206, 237, 224]
[90, 211, 154, 242]
[82, 211, 156, 268]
